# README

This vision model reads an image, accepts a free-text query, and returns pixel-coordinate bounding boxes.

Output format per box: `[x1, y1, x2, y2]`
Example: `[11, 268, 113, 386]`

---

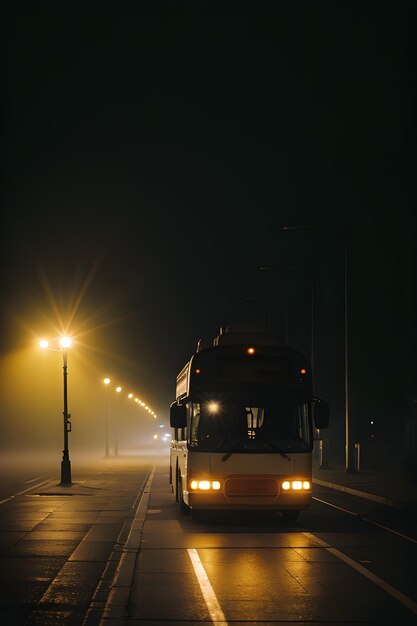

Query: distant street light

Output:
[39, 336, 73, 485]
[128, 390, 157, 417]
[283, 226, 352, 472]
[103, 377, 111, 457]
[115, 385, 122, 456]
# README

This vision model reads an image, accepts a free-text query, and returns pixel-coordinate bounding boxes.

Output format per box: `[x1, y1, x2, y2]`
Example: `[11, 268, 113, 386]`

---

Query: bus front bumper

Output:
[184, 477, 312, 511]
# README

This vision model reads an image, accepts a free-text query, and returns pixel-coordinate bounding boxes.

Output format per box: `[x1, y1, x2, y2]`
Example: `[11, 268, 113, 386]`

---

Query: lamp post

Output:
[39, 336, 72, 485]
[258, 266, 314, 381]
[103, 377, 111, 457]
[283, 226, 352, 472]
[115, 386, 122, 456]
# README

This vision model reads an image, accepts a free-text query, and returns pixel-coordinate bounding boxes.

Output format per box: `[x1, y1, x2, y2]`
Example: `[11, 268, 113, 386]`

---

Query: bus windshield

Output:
[187, 392, 312, 454]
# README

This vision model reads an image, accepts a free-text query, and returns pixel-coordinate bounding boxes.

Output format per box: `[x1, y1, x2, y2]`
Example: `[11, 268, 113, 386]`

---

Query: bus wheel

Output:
[178, 476, 190, 515]
[282, 510, 300, 523]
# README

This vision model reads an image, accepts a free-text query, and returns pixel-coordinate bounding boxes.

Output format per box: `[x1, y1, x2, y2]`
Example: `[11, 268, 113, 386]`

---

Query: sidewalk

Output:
[312, 461, 417, 513]
[0, 456, 154, 626]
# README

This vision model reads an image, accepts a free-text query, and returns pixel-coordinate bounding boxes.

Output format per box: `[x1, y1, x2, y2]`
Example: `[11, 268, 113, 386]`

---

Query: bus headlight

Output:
[282, 480, 311, 491]
[190, 479, 222, 491]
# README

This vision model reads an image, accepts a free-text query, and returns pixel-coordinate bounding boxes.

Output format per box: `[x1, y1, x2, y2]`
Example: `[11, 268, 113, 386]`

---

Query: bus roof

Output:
[176, 326, 311, 401]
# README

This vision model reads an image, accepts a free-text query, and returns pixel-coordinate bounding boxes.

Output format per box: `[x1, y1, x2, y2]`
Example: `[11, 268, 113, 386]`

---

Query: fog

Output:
[0, 345, 168, 470]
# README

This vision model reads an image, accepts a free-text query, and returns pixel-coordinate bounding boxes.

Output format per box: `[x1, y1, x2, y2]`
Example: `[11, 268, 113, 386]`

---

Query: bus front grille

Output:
[225, 477, 277, 497]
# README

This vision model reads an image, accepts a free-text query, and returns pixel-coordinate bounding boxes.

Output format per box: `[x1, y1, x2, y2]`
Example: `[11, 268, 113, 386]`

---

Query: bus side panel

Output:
[170, 440, 187, 500]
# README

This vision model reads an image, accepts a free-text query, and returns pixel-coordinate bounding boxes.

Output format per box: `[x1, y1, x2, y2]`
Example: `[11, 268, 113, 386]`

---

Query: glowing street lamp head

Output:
[39, 339, 49, 349]
[128, 393, 133, 399]
[59, 336, 72, 349]
[103, 377, 111, 385]
[116, 386, 122, 393]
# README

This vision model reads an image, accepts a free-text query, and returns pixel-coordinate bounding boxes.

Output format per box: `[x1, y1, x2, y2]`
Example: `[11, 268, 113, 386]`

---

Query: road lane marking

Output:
[23, 476, 43, 484]
[313, 495, 417, 544]
[187, 548, 228, 625]
[303, 532, 417, 616]
[363, 518, 417, 544]
[0, 477, 56, 505]
[313, 495, 354, 515]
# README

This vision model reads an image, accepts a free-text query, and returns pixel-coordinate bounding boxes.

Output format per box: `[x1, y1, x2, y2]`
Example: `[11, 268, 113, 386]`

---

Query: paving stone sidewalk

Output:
[0, 456, 153, 626]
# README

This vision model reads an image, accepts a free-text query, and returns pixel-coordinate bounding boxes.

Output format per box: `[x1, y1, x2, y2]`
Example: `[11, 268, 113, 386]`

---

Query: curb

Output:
[99, 467, 155, 624]
[312, 478, 416, 513]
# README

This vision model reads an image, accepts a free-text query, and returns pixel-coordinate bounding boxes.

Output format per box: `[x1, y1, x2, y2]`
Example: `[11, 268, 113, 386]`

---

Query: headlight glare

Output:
[281, 479, 311, 492]
[189, 479, 222, 492]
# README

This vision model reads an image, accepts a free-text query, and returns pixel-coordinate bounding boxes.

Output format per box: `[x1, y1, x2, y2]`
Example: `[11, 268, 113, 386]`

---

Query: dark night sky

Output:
[1, 1, 416, 467]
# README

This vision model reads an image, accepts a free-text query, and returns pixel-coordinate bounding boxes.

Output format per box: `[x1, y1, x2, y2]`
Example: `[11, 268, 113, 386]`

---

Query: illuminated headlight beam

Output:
[190, 480, 222, 491]
[282, 480, 311, 491]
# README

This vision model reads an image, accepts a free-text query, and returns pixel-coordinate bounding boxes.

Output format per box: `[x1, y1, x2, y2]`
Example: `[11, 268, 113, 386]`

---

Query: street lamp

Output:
[283, 226, 352, 472]
[103, 377, 111, 457]
[115, 386, 122, 456]
[258, 266, 314, 380]
[39, 336, 72, 485]
[128, 388, 159, 420]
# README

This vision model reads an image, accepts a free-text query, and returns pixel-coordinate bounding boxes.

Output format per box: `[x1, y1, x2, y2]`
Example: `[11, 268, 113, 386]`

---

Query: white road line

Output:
[364, 518, 417, 544]
[303, 531, 417, 616]
[187, 548, 228, 625]
[313, 495, 354, 515]
[313, 495, 417, 544]
[23, 476, 43, 484]
[0, 477, 56, 505]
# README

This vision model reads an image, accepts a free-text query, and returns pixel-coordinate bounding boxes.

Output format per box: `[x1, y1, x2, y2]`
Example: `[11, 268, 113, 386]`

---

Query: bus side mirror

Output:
[170, 402, 186, 428]
[314, 398, 329, 429]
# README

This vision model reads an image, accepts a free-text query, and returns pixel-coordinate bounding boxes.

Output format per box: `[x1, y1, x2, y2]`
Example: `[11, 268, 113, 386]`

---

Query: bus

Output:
[169, 324, 329, 521]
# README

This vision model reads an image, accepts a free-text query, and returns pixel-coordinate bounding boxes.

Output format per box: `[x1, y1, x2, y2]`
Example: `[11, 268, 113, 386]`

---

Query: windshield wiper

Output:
[218, 435, 292, 462]
[214, 431, 236, 453]
[258, 439, 291, 461]
[221, 439, 246, 462]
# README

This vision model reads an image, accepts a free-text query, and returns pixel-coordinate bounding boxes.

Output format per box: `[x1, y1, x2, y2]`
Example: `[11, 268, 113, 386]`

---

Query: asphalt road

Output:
[0, 456, 416, 625]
